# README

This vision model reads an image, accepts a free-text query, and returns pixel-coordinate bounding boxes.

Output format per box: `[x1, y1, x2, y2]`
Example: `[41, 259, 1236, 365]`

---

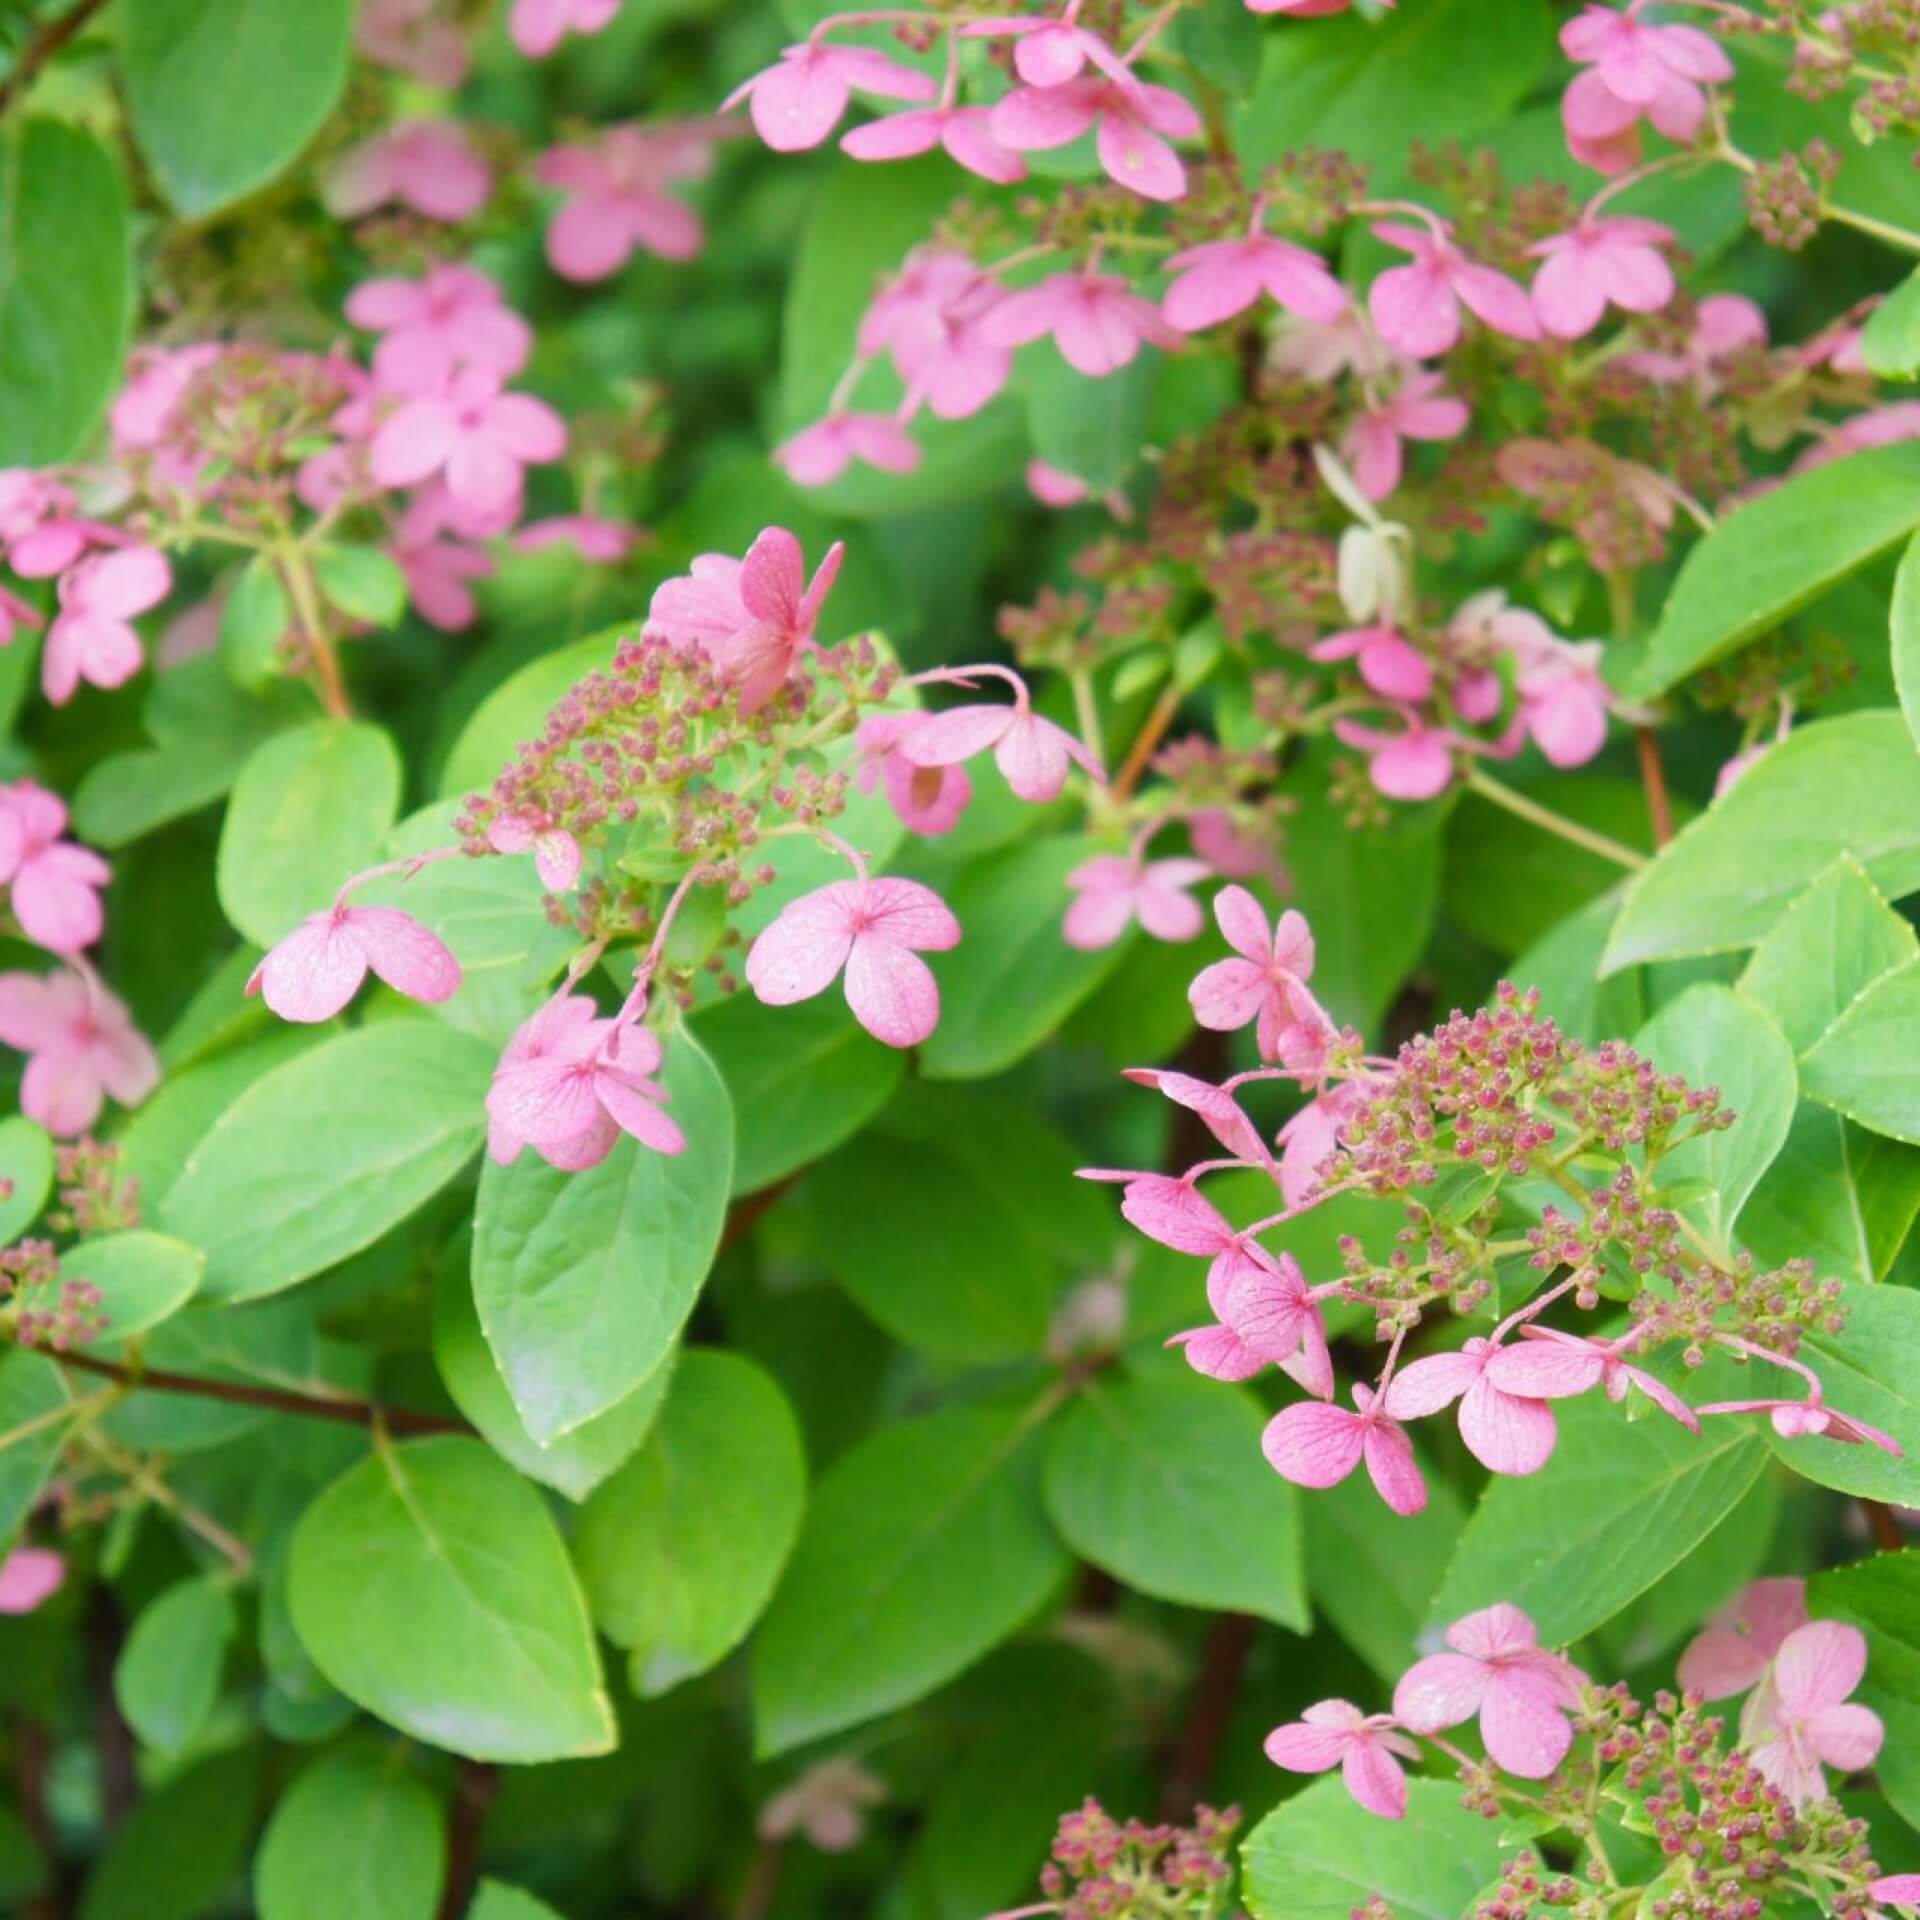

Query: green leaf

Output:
[1633, 985, 1796, 1246]
[470, 1885, 565, 1920]
[1808, 1551, 1920, 1830]
[1240, 1777, 1512, 1920]
[79, 1747, 261, 1920]
[120, 0, 353, 217]
[217, 720, 403, 948]
[0, 120, 130, 466]
[918, 835, 1130, 1080]
[575, 1350, 806, 1698]
[1898, 534, 1920, 754]
[1602, 713, 1920, 971]
[1630, 443, 1920, 696]
[1864, 267, 1920, 380]
[1041, 1372, 1306, 1627]
[431, 1264, 670, 1503]
[472, 1031, 733, 1444]
[314, 547, 408, 629]
[439, 633, 612, 800]
[0, 1118, 54, 1243]
[1431, 1395, 1768, 1645]
[255, 1748, 446, 1920]
[54, 1232, 203, 1340]
[694, 989, 903, 1197]
[1803, 958, 1920, 1144]
[221, 556, 291, 692]
[1170, 3, 1264, 95]
[1024, 350, 1156, 496]
[0, 1352, 71, 1547]
[1739, 1104, 1920, 1288]
[159, 1021, 494, 1302]
[1508, 891, 1644, 1047]
[113, 1576, 235, 1755]
[752, 1402, 1070, 1755]
[289, 1436, 616, 1763]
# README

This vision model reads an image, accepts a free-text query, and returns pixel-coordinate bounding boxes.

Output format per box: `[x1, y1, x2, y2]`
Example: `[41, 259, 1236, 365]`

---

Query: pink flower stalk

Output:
[1367, 224, 1539, 358]
[1559, 4, 1731, 176]
[648, 527, 843, 716]
[355, 0, 469, 88]
[1529, 217, 1676, 340]
[983, 268, 1178, 379]
[1169, 1245, 1334, 1400]
[1061, 853, 1208, 950]
[842, 104, 1026, 185]
[370, 368, 568, 521]
[1161, 233, 1347, 333]
[345, 265, 532, 391]
[1510, 638, 1613, 767]
[1310, 622, 1435, 702]
[1488, 1324, 1700, 1432]
[488, 998, 685, 1168]
[324, 121, 493, 223]
[511, 515, 639, 563]
[1265, 1701, 1421, 1820]
[1676, 1577, 1808, 1702]
[247, 902, 460, 1023]
[0, 1547, 64, 1615]
[774, 412, 921, 488]
[853, 712, 972, 836]
[1394, 1604, 1588, 1777]
[0, 968, 158, 1136]
[510, 0, 618, 57]
[897, 688, 1104, 804]
[1694, 1389, 1904, 1454]
[1383, 1336, 1562, 1476]
[859, 248, 1011, 421]
[989, 75, 1203, 203]
[537, 125, 714, 280]
[43, 547, 170, 705]
[723, 40, 936, 153]
[487, 814, 582, 892]
[1619, 292, 1767, 393]
[1272, 306, 1399, 382]
[1333, 710, 1466, 803]
[744, 876, 960, 1048]
[958, 12, 1130, 89]
[1263, 1383, 1427, 1516]
[1341, 372, 1470, 501]
[1187, 885, 1322, 1064]
[0, 782, 109, 955]
[1742, 1621, 1884, 1808]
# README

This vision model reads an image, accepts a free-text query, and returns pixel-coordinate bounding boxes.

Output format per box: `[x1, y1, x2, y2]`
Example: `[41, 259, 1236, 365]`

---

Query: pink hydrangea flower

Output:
[774, 412, 921, 488]
[325, 121, 492, 223]
[1062, 853, 1208, 950]
[510, 0, 617, 57]
[0, 968, 158, 1136]
[511, 515, 639, 563]
[537, 125, 713, 280]
[1488, 1324, 1700, 1432]
[355, 0, 469, 88]
[959, 10, 1130, 88]
[346, 265, 532, 391]
[1334, 710, 1466, 802]
[1530, 217, 1676, 340]
[1341, 372, 1470, 501]
[393, 521, 495, 631]
[649, 527, 843, 716]
[1276, 1079, 1362, 1210]
[897, 692, 1104, 803]
[1742, 1621, 1884, 1808]
[1693, 1388, 1903, 1454]
[1272, 306, 1399, 382]
[1169, 1245, 1334, 1399]
[0, 781, 109, 955]
[989, 75, 1202, 203]
[1510, 638, 1613, 767]
[724, 40, 935, 153]
[1027, 460, 1089, 508]
[247, 903, 460, 1023]
[1162, 233, 1347, 333]
[0, 472, 118, 578]
[1383, 1336, 1562, 1476]
[371, 368, 568, 521]
[488, 999, 685, 1167]
[1265, 1701, 1421, 1820]
[1676, 1577, 1808, 1702]
[1367, 224, 1539, 358]
[0, 1547, 64, 1615]
[1311, 622, 1435, 702]
[487, 814, 582, 892]
[853, 712, 972, 835]
[1263, 1383, 1427, 1515]
[1619, 292, 1766, 393]
[842, 103, 1025, 184]
[1560, 4, 1731, 176]
[109, 345, 220, 456]
[1393, 1604, 1588, 1777]
[44, 547, 170, 705]
[1872, 1878, 1920, 1910]
[1793, 401, 1920, 473]
[745, 876, 960, 1048]
[1187, 885, 1321, 1063]
[983, 268, 1178, 379]
[859, 248, 1011, 420]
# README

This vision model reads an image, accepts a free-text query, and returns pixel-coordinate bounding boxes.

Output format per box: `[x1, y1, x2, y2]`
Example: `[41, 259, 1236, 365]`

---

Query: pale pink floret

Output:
[325, 121, 492, 223]
[1618, 292, 1766, 393]
[1334, 710, 1465, 803]
[1742, 1620, 1884, 1808]
[860, 248, 1011, 421]
[1264, 1383, 1427, 1516]
[1384, 1337, 1561, 1476]
[1311, 622, 1435, 702]
[1530, 216, 1676, 341]
[746, 876, 960, 1048]
[1162, 234, 1347, 333]
[44, 547, 170, 706]
[1367, 224, 1539, 359]
[1872, 1877, 1920, 1910]
[983, 269, 1178, 379]
[393, 523, 494, 631]
[0, 1547, 64, 1615]
[537, 126, 713, 280]
[1393, 1604, 1588, 1777]
[989, 75, 1202, 203]
[0, 968, 158, 1137]
[1675, 1577, 1808, 1702]
[842, 104, 1026, 185]
[355, 0, 470, 88]
[1168, 1245, 1334, 1400]
[1061, 853, 1208, 950]
[1187, 884, 1320, 1063]
[1341, 372, 1469, 501]
[247, 904, 461, 1023]
[775, 413, 921, 488]
[1490, 1324, 1700, 1432]
[1265, 1700, 1421, 1820]
[897, 696, 1104, 804]
[511, 515, 639, 563]
[488, 998, 685, 1168]
[487, 814, 582, 892]
[724, 40, 935, 153]
[346, 265, 532, 391]
[958, 13, 1132, 89]
[853, 712, 972, 836]
[371, 367, 568, 522]
[510, 0, 618, 58]
[1559, 4, 1730, 177]
[0, 782, 109, 956]
[1793, 401, 1920, 474]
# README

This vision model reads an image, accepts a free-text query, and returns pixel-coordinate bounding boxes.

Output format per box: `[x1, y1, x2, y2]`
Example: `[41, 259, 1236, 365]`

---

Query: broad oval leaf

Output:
[1808, 1551, 1920, 1830]
[472, 1030, 733, 1444]
[1896, 532, 1920, 755]
[217, 720, 403, 949]
[1865, 268, 1920, 379]
[0, 1352, 72, 1548]
[439, 633, 611, 800]
[78, 1747, 261, 1920]
[575, 1350, 806, 1698]
[470, 1885, 564, 1920]
[288, 1436, 616, 1763]
[56, 1232, 203, 1341]
[0, 1118, 54, 1244]
[254, 1747, 446, 1920]
[751, 1402, 1070, 1756]
[1803, 958, 1920, 1144]
[113, 1576, 235, 1756]
[159, 1021, 493, 1302]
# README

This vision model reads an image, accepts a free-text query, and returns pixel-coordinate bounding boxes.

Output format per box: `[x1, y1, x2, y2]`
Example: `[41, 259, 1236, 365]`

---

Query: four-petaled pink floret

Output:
[1265, 1700, 1421, 1820]
[1187, 885, 1322, 1064]
[1676, 1576, 1807, 1702]
[1061, 852, 1209, 950]
[1383, 1336, 1563, 1477]
[1263, 1383, 1427, 1516]
[724, 41, 935, 153]
[247, 903, 462, 1024]
[1741, 1620, 1884, 1809]
[0, 781, 110, 956]
[0, 967, 158, 1137]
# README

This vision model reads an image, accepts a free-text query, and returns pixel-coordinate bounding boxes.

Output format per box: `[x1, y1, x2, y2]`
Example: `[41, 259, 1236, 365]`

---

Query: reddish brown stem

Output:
[437, 1760, 501, 1920]
[1636, 726, 1674, 851]
[0, 0, 113, 115]
[1158, 1612, 1256, 1819]
[1865, 1500, 1905, 1553]
[1114, 683, 1184, 801]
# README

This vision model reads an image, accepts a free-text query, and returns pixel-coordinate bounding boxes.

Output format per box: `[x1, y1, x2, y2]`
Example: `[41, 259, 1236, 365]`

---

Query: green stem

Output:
[1465, 770, 1650, 873]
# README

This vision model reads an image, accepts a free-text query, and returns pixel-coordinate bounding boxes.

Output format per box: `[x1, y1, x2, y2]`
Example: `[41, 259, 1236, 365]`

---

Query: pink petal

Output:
[861, 875, 961, 951]
[1807, 1701, 1885, 1773]
[547, 197, 633, 280]
[1119, 1175, 1233, 1255]
[1094, 112, 1184, 203]
[1448, 1603, 1540, 1661]
[249, 915, 370, 1022]
[1486, 1340, 1604, 1400]
[896, 703, 1012, 770]
[739, 526, 806, 629]
[1456, 1376, 1559, 1475]
[1169, 1322, 1266, 1382]
[1368, 263, 1457, 359]
[1341, 1739, 1408, 1820]
[1382, 1349, 1481, 1420]
[750, 53, 851, 152]
[940, 107, 1027, 183]
[371, 397, 459, 488]
[843, 934, 941, 1047]
[1211, 883, 1273, 965]
[988, 82, 1097, 153]
[0, 1547, 64, 1614]
[1262, 1401, 1364, 1489]
[1393, 1653, 1487, 1733]
[1773, 1621, 1867, 1714]
[1451, 262, 1541, 342]
[594, 1069, 687, 1156]
[347, 906, 461, 1005]
[1677, 1627, 1774, 1702]
[1362, 1419, 1427, 1515]
[841, 109, 942, 162]
[1187, 956, 1269, 1033]
[1479, 1668, 1575, 1777]
[745, 883, 859, 1006]
[1263, 1718, 1350, 1774]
